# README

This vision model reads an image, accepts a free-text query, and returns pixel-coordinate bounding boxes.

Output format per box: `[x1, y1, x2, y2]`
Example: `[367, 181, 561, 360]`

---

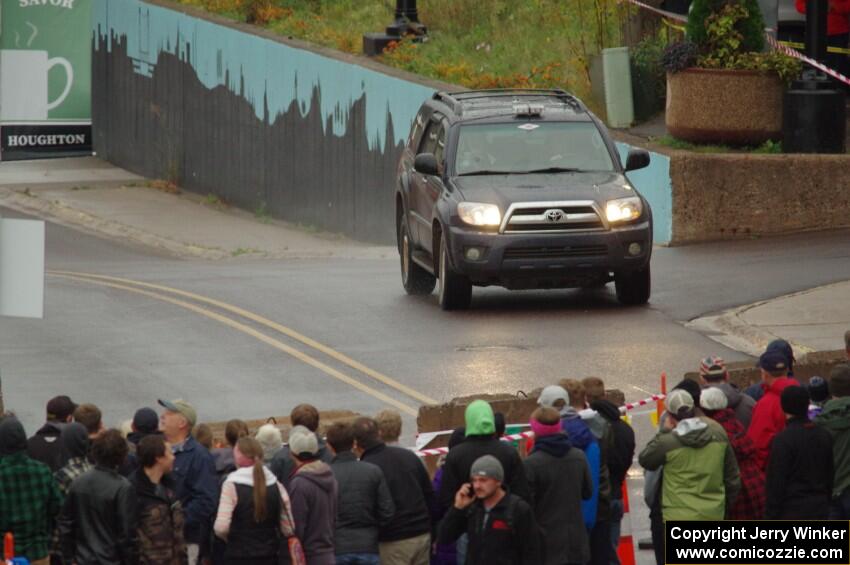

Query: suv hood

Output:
[450, 172, 637, 210]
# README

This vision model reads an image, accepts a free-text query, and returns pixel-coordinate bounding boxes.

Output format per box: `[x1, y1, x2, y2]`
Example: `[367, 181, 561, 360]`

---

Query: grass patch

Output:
[174, 0, 631, 111]
[146, 179, 181, 194]
[254, 201, 271, 223]
[70, 185, 93, 191]
[231, 247, 260, 256]
[653, 135, 782, 154]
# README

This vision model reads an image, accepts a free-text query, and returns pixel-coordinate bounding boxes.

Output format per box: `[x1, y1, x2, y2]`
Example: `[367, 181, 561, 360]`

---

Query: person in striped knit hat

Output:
[698, 356, 755, 431]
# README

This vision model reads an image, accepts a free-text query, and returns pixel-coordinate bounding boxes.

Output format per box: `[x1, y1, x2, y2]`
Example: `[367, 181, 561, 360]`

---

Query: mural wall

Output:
[93, 0, 672, 243]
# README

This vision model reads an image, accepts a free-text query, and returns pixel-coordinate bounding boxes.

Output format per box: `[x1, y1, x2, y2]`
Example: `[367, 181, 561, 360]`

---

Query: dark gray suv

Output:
[395, 89, 653, 310]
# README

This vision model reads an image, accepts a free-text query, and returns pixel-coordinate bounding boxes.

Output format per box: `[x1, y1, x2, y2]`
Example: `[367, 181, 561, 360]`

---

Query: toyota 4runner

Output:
[395, 89, 653, 310]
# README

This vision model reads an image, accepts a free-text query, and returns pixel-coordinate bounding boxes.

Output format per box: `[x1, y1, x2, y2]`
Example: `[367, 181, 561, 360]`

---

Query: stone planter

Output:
[666, 68, 784, 144]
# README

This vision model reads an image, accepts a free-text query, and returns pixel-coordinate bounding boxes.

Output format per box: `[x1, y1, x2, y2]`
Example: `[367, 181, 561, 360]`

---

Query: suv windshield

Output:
[454, 121, 615, 176]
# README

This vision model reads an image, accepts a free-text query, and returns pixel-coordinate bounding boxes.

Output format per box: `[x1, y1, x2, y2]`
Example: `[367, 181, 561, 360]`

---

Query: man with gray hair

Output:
[438, 455, 542, 565]
[158, 398, 216, 565]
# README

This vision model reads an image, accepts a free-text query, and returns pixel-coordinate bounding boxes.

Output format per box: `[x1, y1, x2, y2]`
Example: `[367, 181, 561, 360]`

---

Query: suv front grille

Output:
[503, 244, 608, 260]
[502, 202, 605, 233]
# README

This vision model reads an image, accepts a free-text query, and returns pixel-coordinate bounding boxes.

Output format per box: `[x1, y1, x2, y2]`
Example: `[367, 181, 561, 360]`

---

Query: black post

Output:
[805, 0, 828, 63]
[395, 0, 419, 23]
[363, 0, 426, 56]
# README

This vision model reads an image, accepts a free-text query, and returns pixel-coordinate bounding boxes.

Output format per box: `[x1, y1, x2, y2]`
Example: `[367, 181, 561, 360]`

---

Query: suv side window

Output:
[433, 122, 447, 171]
[408, 110, 428, 150]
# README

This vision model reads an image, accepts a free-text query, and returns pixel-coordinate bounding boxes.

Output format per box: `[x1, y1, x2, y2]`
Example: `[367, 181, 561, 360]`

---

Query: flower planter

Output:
[666, 68, 784, 144]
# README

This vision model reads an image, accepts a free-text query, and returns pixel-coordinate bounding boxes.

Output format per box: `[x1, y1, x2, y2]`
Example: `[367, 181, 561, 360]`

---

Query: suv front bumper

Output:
[446, 221, 652, 289]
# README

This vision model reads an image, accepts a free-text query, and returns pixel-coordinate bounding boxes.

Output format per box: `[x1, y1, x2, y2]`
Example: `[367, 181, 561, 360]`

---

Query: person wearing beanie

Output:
[352, 417, 433, 565]
[765, 387, 833, 519]
[27, 395, 78, 472]
[438, 455, 542, 565]
[524, 407, 592, 565]
[639, 390, 740, 523]
[0, 417, 63, 565]
[746, 349, 800, 469]
[438, 400, 529, 516]
[287, 426, 338, 565]
[120, 407, 163, 476]
[538, 384, 603, 539]
[808, 377, 830, 420]
[213, 437, 296, 565]
[815, 363, 850, 518]
[699, 356, 756, 430]
[700, 388, 766, 520]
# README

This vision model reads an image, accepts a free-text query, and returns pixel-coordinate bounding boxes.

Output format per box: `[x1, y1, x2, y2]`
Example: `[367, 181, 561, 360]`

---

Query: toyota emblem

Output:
[545, 209, 564, 223]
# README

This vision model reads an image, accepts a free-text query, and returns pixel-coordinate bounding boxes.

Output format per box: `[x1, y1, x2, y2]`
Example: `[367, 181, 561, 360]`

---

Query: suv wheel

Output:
[615, 266, 651, 305]
[399, 222, 436, 295]
[438, 235, 472, 310]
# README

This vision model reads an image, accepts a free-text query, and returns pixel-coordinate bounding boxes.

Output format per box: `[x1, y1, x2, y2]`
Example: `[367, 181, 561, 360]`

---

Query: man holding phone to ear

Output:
[437, 455, 542, 565]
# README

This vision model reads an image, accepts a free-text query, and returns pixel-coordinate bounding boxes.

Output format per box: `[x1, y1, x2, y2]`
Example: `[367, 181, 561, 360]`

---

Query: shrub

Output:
[686, 0, 764, 53]
[661, 40, 699, 74]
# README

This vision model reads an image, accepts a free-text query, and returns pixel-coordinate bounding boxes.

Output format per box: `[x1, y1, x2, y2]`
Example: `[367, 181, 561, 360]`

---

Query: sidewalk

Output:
[0, 157, 392, 260]
[687, 281, 850, 358]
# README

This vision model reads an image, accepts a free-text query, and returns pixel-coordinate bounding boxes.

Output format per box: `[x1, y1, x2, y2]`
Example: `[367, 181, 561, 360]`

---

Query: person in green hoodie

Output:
[815, 364, 850, 518]
[639, 389, 740, 522]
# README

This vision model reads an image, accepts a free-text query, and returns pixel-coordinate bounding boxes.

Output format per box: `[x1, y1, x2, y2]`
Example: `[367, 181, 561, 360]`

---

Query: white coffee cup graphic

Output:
[0, 49, 73, 121]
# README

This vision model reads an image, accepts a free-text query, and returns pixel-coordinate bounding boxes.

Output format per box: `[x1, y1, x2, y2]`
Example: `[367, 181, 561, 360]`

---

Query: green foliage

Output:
[654, 134, 782, 153]
[661, 40, 699, 74]
[752, 139, 782, 153]
[687, 0, 764, 53]
[691, 2, 799, 82]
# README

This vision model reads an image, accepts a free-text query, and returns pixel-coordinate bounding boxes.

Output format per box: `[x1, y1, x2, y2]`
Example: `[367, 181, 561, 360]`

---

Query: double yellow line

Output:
[47, 271, 436, 416]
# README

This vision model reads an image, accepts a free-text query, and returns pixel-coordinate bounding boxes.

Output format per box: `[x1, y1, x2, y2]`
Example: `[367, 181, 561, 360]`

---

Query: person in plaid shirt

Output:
[0, 415, 63, 565]
[700, 387, 766, 519]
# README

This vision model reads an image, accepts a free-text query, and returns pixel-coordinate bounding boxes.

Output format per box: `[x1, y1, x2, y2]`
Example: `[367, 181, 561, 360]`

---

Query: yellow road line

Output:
[50, 273, 420, 416]
[47, 270, 437, 405]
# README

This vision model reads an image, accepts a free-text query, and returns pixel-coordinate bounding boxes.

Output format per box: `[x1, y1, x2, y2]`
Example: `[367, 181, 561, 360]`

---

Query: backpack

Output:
[503, 494, 546, 563]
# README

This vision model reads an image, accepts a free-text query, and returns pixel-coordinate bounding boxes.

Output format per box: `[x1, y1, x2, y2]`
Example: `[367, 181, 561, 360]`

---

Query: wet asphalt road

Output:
[3, 206, 850, 438]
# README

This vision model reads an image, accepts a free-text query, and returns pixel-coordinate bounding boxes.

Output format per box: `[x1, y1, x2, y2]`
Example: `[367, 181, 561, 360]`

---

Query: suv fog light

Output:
[628, 242, 642, 256]
[465, 247, 484, 261]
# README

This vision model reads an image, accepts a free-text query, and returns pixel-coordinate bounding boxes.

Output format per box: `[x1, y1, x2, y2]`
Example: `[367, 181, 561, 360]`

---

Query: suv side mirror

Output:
[414, 153, 439, 176]
[625, 149, 650, 172]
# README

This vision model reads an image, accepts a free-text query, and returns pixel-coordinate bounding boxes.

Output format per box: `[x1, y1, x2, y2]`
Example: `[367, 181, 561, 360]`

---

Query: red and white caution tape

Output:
[765, 34, 850, 87]
[621, 393, 665, 412]
[413, 430, 536, 458]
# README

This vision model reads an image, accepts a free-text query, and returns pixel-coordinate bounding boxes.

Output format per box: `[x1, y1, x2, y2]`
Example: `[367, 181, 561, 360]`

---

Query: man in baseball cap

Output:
[746, 349, 800, 469]
[639, 389, 740, 524]
[157, 399, 215, 565]
[438, 455, 542, 564]
[699, 356, 755, 430]
[27, 395, 78, 472]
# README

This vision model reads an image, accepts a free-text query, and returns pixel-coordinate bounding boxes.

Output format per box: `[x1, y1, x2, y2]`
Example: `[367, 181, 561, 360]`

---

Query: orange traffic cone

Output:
[616, 482, 636, 565]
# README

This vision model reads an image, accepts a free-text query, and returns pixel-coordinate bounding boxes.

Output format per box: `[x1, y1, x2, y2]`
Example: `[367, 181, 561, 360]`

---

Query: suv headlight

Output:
[605, 197, 642, 223]
[458, 202, 501, 227]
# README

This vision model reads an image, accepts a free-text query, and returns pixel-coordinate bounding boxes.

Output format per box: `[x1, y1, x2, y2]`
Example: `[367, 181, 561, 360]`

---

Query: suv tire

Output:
[399, 222, 436, 295]
[438, 235, 472, 310]
[615, 266, 651, 305]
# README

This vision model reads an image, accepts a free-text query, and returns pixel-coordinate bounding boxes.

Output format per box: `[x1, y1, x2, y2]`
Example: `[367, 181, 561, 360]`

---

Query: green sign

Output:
[1, 0, 92, 123]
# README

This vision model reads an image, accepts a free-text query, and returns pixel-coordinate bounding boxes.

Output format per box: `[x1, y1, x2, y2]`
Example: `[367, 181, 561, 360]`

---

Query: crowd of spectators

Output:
[1, 330, 849, 565]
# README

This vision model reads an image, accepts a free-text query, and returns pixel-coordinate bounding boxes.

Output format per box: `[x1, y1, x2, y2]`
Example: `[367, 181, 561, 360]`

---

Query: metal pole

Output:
[805, 0, 828, 63]
[396, 0, 419, 22]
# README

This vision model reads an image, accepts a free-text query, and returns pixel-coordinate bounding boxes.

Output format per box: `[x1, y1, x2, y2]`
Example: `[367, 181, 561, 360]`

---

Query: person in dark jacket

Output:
[432, 428, 465, 565]
[131, 435, 187, 565]
[0, 416, 63, 565]
[438, 400, 529, 514]
[765, 387, 834, 519]
[586, 386, 635, 565]
[698, 356, 756, 430]
[353, 417, 434, 565]
[524, 407, 593, 565]
[212, 419, 250, 479]
[438, 455, 541, 565]
[326, 422, 394, 565]
[270, 404, 333, 489]
[214, 437, 295, 565]
[288, 426, 338, 565]
[121, 408, 162, 476]
[58, 429, 138, 565]
[27, 395, 77, 472]
[158, 399, 217, 565]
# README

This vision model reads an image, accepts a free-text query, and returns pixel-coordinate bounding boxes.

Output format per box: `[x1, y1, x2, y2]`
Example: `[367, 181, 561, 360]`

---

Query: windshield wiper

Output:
[456, 169, 513, 176]
[519, 167, 583, 174]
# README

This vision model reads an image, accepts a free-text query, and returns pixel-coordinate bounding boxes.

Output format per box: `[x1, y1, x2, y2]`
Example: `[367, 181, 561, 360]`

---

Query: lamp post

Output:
[363, 0, 427, 57]
[782, 0, 846, 153]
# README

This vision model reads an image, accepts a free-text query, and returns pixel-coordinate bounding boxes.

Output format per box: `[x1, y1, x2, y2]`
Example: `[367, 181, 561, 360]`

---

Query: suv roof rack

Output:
[432, 89, 585, 116]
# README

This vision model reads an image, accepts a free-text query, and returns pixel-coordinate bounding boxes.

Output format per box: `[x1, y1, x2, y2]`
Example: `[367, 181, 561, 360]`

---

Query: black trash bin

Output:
[783, 78, 846, 153]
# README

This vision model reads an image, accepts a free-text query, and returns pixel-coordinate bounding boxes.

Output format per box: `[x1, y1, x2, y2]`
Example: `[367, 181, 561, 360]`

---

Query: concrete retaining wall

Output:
[92, 0, 673, 243]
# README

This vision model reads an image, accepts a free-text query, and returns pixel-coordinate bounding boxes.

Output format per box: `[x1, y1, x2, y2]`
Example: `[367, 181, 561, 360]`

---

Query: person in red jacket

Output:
[746, 349, 800, 469]
[797, 0, 850, 85]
